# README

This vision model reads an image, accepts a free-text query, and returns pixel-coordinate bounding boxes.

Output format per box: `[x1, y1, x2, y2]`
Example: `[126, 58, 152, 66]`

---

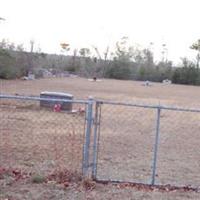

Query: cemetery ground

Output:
[0, 77, 200, 199]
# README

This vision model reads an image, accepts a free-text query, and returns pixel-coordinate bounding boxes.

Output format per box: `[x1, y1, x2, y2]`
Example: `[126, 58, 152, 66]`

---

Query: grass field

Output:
[1, 77, 200, 106]
[0, 77, 200, 200]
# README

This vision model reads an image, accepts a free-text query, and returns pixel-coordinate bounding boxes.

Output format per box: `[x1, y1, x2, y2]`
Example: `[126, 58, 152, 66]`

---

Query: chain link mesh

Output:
[96, 103, 156, 183]
[157, 109, 200, 187]
[0, 98, 86, 176]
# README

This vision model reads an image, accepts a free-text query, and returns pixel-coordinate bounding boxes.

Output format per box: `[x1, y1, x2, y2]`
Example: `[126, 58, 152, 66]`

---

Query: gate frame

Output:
[90, 99, 200, 187]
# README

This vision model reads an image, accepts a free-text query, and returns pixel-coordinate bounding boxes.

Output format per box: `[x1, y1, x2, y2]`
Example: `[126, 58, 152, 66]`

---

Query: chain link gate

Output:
[89, 100, 200, 189]
[91, 100, 157, 185]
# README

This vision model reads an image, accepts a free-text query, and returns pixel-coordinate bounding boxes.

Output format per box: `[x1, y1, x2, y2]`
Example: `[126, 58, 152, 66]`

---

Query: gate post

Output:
[82, 96, 93, 177]
[92, 101, 101, 179]
[151, 107, 161, 185]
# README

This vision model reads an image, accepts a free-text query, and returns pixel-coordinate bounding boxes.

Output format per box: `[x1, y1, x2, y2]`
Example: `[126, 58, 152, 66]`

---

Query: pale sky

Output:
[0, 0, 199, 64]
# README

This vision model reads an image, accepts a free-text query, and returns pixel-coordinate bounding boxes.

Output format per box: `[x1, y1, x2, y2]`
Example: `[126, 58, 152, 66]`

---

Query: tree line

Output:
[0, 37, 200, 86]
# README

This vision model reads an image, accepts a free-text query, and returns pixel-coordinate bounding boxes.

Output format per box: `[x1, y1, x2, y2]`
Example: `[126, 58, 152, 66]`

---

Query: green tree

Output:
[105, 37, 133, 79]
[190, 39, 200, 68]
[79, 48, 91, 57]
[172, 57, 199, 85]
[0, 49, 16, 79]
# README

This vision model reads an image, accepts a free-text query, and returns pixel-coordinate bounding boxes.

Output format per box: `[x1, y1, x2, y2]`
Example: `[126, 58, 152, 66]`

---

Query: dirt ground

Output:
[0, 77, 200, 199]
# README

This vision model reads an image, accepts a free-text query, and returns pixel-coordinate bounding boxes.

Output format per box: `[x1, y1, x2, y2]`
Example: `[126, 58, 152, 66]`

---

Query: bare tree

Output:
[104, 46, 110, 61]
[92, 45, 102, 60]
[30, 40, 35, 53]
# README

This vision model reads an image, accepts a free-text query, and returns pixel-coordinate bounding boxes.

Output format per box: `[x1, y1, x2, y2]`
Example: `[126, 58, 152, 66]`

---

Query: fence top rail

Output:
[0, 94, 89, 104]
[1, 94, 200, 113]
[95, 99, 200, 113]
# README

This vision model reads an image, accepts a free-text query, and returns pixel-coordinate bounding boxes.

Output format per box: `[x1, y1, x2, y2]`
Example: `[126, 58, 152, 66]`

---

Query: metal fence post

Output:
[92, 101, 101, 179]
[82, 96, 93, 177]
[151, 107, 161, 185]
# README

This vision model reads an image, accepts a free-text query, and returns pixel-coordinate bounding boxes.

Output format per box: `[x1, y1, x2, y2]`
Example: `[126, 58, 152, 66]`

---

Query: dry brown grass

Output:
[0, 77, 200, 199]
[1, 77, 200, 106]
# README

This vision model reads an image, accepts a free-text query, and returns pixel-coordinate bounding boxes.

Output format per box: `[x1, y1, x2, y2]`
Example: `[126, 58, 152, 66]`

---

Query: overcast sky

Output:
[0, 0, 199, 64]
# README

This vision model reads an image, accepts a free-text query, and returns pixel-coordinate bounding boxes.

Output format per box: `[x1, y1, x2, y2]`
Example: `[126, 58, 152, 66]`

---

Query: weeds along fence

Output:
[1, 94, 200, 188]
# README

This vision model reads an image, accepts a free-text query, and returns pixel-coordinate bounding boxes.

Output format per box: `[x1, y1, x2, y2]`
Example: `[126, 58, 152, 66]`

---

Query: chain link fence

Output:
[0, 95, 88, 178]
[0, 94, 200, 188]
[157, 109, 200, 187]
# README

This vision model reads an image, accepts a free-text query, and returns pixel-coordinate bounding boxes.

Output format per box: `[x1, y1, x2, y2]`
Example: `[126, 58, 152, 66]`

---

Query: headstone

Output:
[40, 91, 73, 111]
